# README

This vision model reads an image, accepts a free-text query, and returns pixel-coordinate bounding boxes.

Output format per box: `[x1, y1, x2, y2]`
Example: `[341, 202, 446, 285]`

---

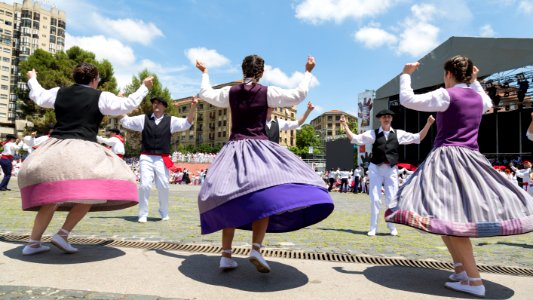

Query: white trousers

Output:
[139, 154, 170, 218]
[368, 163, 398, 232]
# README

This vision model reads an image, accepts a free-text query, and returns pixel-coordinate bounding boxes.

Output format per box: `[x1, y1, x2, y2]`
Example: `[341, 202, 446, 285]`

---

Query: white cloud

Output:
[396, 4, 440, 57]
[354, 26, 397, 48]
[480, 24, 496, 37]
[65, 33, 136, 67]
[519, 0, 533, 13]
[185, 47, 231, 68]
[313, 104, 325, 113]
[295, 0, 397, 24]
[92, 13, 164, 46]
[262, 65, 319, 89]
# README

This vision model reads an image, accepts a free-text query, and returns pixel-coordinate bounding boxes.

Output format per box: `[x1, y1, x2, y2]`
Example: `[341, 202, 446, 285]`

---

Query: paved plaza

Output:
[0, 179, 532, 299]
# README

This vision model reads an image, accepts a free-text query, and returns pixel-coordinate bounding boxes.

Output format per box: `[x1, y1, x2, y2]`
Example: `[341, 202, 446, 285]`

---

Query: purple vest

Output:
[433, 87, 483, 150]
[228, 83, 269, 141]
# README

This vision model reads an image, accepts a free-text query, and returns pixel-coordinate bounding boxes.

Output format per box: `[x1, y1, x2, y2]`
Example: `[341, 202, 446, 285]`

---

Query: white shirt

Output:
[97, 136, 125, 155]
[198, 72, 313, 108]
[22, 135, 50, 153]
[527, 131, 533, 141]
[266, 119, 299, 131]
[120, 113, 192, 133]
[28, 78, 149, 116]
[353, 167, 364, 178]
[1, 142, 22, 156]
[399, 74, 492, 113]
[350, 127, 420, 146]
[340, 170, 350, 179]
[512, 167, 531, 183]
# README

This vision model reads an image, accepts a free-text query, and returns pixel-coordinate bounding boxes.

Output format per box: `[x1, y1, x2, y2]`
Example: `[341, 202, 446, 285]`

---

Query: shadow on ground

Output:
[89, 216, 164, 223]
[155, 249, 309, 292]
[3, 242, 125, 264]
[334, 265, 515, 299]
[318, 227, 392, 237]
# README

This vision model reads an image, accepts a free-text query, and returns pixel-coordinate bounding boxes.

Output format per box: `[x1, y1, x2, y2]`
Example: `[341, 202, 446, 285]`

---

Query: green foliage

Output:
[289, 124, 321, 158]
[17, 47, 119, 134]
[177, 143, 222, 154]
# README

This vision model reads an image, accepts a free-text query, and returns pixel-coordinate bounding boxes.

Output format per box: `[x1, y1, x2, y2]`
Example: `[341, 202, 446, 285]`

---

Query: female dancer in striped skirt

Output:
[196, 55, 334, 273]
[385, 55, 533, 297]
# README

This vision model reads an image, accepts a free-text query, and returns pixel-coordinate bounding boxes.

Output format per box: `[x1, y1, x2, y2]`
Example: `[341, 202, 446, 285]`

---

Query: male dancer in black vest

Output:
[265, 101, 315, 143]
[121, 97, 198, 223]
[340, 109, 434, 236]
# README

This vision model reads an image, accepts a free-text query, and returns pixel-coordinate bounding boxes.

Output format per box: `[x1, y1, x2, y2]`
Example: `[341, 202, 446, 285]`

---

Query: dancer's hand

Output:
[143, 76, 154, 90]
[471, 66, 479, 83]
[531, 111, 533, 119]
[31, 131, 37, 137]
[196, 60, 208, 73]
[402, 62, 420, 75]
[26, 69, 37, 80]
[427, 115, 435, 125]
[191, 96, 199, 107]
[117, 90, 125, 97]
[305, 56, 316, 72]
[340, 115, 346, 126]
[307, 101, 315, 111]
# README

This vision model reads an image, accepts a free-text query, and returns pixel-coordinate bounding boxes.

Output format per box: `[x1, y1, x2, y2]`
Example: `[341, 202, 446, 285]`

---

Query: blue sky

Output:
[14, 0, 533, 121]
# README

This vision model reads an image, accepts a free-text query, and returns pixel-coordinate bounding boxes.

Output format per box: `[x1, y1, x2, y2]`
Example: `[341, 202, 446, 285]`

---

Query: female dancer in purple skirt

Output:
[19, 63, 153, 255]
[196, 55, 334, 273]
[385, 55, 533, 297]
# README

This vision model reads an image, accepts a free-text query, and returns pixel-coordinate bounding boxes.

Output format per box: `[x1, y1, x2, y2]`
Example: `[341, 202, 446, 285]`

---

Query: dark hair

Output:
[443, 55, 473, 85]
[72, 62, 99, 85]
[242, 55, 264, 83]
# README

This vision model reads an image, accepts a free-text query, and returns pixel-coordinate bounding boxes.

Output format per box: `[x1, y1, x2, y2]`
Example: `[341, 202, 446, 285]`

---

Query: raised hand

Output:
[305, 56, 316, 72]
[471, 66, 479, 83]
[143, 76, 154, 90]
[307, 101, 315, 111]
[196, 60, 207, 73]
[26, 68, 37, 80]
[427, 115, 435, 124]
[191, 96, 199, 107]
[402, 62, 420, 75]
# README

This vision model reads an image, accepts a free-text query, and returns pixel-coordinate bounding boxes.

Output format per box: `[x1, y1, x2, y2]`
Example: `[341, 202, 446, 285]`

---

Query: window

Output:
[223, 131, 226, 137]
[0, 103, 6, 108]
[218, 132, 221, 138]
[223, 120, 226, 126]
[1, 75, 8, 81]
[3, 48, 10, 53]
[1, 85, 8, 90]
[0, 94, 7, 99]
[3, 57, 10, 62]
[327, 116, 332, 121]
[6, 11, 13, 17]
[335, 116, 340, 120]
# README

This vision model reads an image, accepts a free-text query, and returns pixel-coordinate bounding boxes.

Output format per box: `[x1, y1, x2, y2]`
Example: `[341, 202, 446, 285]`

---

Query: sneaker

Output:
[22, 242, 50, 256]
[51, 233, 78, 254]
[449, 271, 468, 282]
[138, 216, 147, 223]
[161, 216, 170, 221]
[445, 280, 486, 297]
[367, 229, 376, 236]
[248, 249, 271, 273]
[219, 257, 238, 270]
[390, 229, 398, 236]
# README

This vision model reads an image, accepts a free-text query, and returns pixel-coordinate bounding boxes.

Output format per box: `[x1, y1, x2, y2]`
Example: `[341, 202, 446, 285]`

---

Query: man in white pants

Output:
[340, 109, 434, 236]
[121, 96, 198, 223]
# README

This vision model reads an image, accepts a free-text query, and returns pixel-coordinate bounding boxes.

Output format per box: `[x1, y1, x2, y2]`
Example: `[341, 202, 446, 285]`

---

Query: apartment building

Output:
[310, 110, 357, 140]
[0, 0, 65, 136]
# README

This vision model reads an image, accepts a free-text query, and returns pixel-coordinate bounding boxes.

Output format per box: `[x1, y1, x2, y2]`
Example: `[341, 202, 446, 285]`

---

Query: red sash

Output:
[1, 154, 13, 160]
[141, 152, 173, 169]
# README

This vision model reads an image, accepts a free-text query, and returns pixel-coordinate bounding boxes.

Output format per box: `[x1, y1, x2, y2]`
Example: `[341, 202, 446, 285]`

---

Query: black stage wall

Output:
[388, 99, 533, 164]
[326, 139, 355, 170]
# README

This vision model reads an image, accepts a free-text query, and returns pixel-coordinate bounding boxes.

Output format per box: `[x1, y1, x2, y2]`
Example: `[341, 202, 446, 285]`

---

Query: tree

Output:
[290, 124, 321, 158]
[17, 47, 118, 134]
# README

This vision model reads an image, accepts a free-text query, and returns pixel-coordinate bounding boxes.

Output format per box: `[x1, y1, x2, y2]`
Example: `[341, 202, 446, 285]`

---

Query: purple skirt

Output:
[198, 139, 334, 234]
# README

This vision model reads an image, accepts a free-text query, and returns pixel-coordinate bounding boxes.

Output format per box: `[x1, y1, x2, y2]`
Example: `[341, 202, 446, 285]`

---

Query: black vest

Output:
[265, 120, 280, 143]
[141, 114, 172, 154]
[370, 129, 399, 166]
[51, 84, 103, 142]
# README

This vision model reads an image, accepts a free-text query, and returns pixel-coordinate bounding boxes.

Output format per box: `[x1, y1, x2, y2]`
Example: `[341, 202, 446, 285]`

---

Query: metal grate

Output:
[2, 233, 532, 277]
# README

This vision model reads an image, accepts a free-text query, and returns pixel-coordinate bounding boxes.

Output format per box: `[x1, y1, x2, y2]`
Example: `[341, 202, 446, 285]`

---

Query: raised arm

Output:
[120, 114, 145, 132]
[418, 115, 435, 141]
[196, 60, 230, 108]
[528, 112, 533, 141]
[340, 115, 375, 145]
[297, 102, 315, 126]
[267, 56, 316, 108]
[186, 97, 198, 125]
[99, 77, 153, 115]
[400, 63, 450, 112]
[26, 69, 59, 109]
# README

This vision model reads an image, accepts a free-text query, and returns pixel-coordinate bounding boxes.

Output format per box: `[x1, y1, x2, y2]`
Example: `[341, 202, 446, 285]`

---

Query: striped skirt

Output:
[198, 139, 334, 234]
[385, 146, 533, 237]
[18, 138, 138, 212]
